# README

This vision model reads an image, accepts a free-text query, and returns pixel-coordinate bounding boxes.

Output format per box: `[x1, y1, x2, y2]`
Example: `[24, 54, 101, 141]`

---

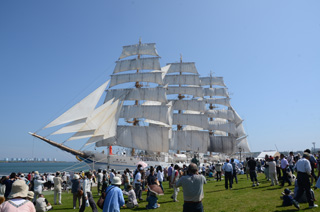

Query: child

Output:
[281, 188, 300, 209]
[146, 190, 160, 209]
[122, 185, 138, 208]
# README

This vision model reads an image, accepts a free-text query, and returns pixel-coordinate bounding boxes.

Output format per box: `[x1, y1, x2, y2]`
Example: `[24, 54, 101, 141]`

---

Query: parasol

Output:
[148, 184, 164, 195]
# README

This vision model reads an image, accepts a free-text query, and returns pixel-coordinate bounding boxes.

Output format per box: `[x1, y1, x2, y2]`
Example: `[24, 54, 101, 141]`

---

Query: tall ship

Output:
[30, 41, 250, 171]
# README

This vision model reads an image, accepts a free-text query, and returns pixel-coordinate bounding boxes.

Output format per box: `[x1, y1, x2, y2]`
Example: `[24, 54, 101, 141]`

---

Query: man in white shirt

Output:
[134, 168, 143, 201]
[222, 159, 233, 190]
[294, 153, 318, 209]
[53, 172, 63, 205]
[79, 172, 98, 212]
[96, 169, 103, 196]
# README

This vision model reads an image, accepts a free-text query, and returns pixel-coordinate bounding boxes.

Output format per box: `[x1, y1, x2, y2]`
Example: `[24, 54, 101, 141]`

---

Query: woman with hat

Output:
[71, 174, 81, 209]
[0, 179, 36, 211]
[102, 176, 125, 212]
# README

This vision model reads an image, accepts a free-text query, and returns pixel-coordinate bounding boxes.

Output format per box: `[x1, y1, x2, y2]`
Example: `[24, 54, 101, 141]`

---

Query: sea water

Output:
[0, 162, 91, 176]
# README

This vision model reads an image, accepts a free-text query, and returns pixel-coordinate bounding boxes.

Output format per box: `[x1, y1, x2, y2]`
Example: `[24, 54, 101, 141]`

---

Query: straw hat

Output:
[27, 191, 34, 199]
[111, 177, 121, 185]
[8, 180, 29, 198]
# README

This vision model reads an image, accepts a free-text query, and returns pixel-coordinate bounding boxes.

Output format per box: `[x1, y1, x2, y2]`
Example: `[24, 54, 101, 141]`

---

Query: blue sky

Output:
[1, 0, 319, 161]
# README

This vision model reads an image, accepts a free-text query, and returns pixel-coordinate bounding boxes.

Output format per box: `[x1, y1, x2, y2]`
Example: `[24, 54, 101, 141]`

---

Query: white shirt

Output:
[134, 172, 141, 185]
[157, 170, 163, 182]
[295, 158, 311, 175]
[83, 178, 92, 197]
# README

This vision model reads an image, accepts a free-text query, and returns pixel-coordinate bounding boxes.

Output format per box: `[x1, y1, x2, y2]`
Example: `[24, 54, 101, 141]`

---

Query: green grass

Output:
[43, 173, 319, 212]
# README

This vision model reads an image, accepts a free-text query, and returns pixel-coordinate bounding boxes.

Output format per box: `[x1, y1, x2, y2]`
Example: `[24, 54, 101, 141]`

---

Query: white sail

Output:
[205, 98, 231, 107]
[164, 75, 201, 86]
[165, 62, 198, 74]
[119, 43, 159, 59]
[208, 136, 237, 154]
[173, 114, 208, 129]
[172, 100, 206, 112]
[105, 87, 167, 103]
[113, 57, 161, 74]
[206, 109, 234, 121]
[109, 72, 163, 88]
[120, 105, 170, 125]
[183, 125, 203, 131]
[204, 88, 229, 97]
[51, 118, 86, 135]
[44, 80, 109, 128]
[214, 130, 227, 136]
[167, 86, 203, 97]
[96, 126, 169, 152]
[208, 121, 236, 135]
[235, 123, 246, 138]
[237, 136, 250, 152]
[170, 130, 209, 153]
[67, 99, 120, 141]
[230, 106, 243, 126]
[200, 76, 226, 87]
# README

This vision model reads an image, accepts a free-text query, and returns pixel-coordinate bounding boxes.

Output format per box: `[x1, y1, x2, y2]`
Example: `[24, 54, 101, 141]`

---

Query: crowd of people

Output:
[0, 148, 320, 211]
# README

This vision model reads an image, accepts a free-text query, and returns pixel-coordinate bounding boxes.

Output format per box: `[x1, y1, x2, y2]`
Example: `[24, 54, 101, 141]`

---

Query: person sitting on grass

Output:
[281, 188, 300, 209]
[35, 194, 53, 212]
[146, 190, 160, 209]
[122, 184, 138, 209]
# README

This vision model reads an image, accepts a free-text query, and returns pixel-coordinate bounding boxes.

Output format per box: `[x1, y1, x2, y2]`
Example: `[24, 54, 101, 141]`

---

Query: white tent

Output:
[256, 150, 280, 159]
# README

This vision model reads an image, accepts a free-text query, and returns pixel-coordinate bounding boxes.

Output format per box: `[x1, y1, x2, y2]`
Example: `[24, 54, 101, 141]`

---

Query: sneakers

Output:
[257, 182, 259, 186]
[292, 200, 300, 210]
[309, 204, 318, 209]
[252, 184, 256, 187]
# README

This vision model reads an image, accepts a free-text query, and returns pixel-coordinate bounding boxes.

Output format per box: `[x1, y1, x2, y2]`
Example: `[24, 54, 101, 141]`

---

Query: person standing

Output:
[287, 152, 295, 174]
[33, 175, 46, 202]
[222, 159, 233, 190]
[134, 167, 143, 201]
[79, 172, 98, 212]
[215, 161, 222, 181]
[293, 152, 318, 209]
[280, 154, 291, 186]
[304, 149, 318, 185]
[156, 166, 164, 191]
[71, 174, 81, 209]
[171, 165, 180, 202]
[248, 157, 259, 187]
[53, 172, 63, 205]
[102, 177, 125, 212]
[267, 157, 278, 186]
[167, 164, 174, 188]
[231, 158, 238, 184]
[176, 163, 206, 212]
[96, 169, 103, 196]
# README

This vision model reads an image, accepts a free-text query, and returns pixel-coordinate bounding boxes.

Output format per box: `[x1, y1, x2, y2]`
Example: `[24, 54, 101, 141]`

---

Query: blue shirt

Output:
[222, 162, 233, 174]
[103, 185, 125, 212]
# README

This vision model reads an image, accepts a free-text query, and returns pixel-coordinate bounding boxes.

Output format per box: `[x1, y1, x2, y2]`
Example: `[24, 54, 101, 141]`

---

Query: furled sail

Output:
[200, 76, 226, 87]
[44, 80, 109, 128]
[119, 43, 159, 59]
[208, 121, 236, 135]
[236, 136, 250, 152]
[105, 87, 167, 103]
[170, 130, 209, 153]
[113, 57, 161, 73]
[96, 126, 169, 152]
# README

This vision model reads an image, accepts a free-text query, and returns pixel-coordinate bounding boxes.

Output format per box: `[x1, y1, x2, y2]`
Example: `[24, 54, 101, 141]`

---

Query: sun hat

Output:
[27, 191, 34, 199]
[73, 174, 80, 180]
[8, 180, 29, 198]
[34, 171, 39, 175]
[111, 177, 121, 185]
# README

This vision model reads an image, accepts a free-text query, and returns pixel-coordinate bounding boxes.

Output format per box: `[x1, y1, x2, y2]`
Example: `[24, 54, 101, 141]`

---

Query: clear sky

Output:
[1, 0, 319, 161]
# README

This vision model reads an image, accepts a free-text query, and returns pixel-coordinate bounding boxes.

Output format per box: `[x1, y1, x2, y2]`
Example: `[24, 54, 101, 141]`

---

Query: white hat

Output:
[27, 191, 34, 199]
[111, 177, 121, 186]
[73, 174, 80, 180]
[8, 180, 29, 198]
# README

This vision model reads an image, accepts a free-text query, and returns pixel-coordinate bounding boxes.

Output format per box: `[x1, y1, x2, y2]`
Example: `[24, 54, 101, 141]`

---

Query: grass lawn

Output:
[43, 173, 319, 212]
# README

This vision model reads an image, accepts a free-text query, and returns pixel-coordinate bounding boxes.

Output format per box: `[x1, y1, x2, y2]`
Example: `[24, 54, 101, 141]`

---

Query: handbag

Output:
[97, 186, 115, 209]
